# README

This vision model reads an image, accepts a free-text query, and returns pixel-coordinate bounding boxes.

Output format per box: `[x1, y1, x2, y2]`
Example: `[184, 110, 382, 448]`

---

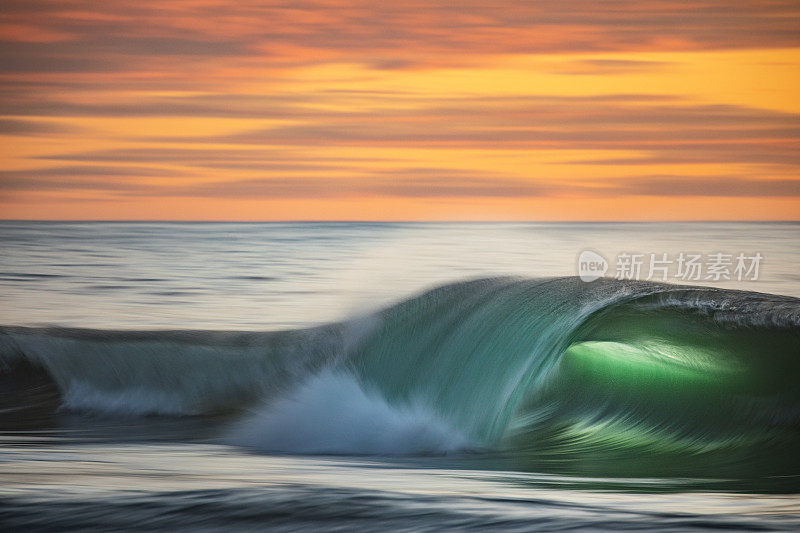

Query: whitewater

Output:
[1, 221, 799, 531]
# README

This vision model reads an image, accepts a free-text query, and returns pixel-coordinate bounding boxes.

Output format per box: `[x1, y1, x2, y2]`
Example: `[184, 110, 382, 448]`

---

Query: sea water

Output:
[1, 221, 799, 531]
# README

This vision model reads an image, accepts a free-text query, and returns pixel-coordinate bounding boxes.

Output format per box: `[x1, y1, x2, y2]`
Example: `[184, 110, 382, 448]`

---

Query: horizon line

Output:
[1, 219, 798, 224]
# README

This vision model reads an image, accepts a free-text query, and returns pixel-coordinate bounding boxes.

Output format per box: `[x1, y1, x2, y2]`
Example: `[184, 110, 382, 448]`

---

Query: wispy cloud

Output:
[1, 0, 799, 219]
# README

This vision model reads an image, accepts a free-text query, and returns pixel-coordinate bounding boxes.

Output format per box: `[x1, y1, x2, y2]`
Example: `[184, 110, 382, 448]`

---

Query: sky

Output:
[0, 0, 799, 221]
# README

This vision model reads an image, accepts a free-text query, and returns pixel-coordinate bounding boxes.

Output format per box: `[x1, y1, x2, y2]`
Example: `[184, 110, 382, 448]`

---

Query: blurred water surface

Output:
[1, 221, 799, 531]
[1, 221, 797, 329]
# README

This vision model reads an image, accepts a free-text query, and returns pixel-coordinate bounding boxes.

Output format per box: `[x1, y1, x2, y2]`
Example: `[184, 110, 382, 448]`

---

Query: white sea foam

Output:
[225, 370, 468, 455]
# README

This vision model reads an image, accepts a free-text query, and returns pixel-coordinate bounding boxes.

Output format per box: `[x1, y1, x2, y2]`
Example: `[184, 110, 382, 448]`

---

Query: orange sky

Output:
[1, 0, 799, 220]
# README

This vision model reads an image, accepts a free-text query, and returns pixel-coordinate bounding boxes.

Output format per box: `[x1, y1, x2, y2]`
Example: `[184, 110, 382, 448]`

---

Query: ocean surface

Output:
[1, 221, 799, 531]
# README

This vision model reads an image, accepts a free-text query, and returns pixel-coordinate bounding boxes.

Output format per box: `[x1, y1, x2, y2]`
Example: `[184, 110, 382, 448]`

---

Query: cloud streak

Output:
[4, 166, 797, 200]
[1, 1, 799, 219]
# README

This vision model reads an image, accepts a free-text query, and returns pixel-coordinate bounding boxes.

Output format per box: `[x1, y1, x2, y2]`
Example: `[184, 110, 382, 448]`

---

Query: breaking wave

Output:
[1, 277, 799, 479]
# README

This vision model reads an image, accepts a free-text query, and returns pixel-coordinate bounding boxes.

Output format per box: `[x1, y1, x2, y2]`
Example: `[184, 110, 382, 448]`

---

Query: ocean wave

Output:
[1, 277, 798, 477]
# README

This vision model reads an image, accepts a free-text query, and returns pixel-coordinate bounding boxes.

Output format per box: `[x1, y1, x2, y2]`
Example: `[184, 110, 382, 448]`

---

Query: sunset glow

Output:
[1, 0, 799, 220]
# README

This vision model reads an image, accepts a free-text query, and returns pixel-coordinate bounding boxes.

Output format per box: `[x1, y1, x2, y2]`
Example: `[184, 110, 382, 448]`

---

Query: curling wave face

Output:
[1, 277, 799, 482]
